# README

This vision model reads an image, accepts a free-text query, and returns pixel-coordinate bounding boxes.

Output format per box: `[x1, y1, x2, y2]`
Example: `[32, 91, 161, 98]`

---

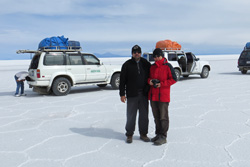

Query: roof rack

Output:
[161, 49, 184, 53]
[161, 48, 183, 51]
[16, 50, 41, 54]
[38, 46, 82, 52]
[17, 46, 82, 54]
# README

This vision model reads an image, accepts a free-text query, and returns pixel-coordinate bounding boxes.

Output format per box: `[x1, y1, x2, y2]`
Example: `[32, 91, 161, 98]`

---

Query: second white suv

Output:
[17, 48, 121, 96]
[142, 50, 210, 80]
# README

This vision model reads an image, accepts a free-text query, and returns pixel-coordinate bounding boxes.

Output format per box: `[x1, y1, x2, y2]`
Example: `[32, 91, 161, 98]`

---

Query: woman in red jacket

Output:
[148, 48, 177, 145]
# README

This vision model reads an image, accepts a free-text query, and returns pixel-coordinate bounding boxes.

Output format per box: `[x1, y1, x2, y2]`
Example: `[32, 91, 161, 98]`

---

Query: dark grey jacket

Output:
[119, 57, 151, 98]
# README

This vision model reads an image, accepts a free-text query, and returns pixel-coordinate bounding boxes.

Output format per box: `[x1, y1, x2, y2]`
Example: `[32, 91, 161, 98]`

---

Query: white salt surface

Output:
[1, 54, 250, 167]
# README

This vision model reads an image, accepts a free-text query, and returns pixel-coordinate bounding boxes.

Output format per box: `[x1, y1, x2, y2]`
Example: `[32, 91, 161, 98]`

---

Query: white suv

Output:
[143, 50, 210, 80]
[17, 49, 121, 96]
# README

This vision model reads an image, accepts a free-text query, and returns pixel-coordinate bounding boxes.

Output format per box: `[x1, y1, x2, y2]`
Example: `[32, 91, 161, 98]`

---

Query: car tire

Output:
[174, 69, 181, 81]
[200, 66, 209, 78]
[111, 73, 120, 89]
[97, 84, 107, 88]
[241, 70, 247, 74]
[52, 77, 71, 96]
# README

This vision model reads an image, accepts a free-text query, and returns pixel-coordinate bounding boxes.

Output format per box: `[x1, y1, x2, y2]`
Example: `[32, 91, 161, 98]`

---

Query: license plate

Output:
[247, 61, 250, 64]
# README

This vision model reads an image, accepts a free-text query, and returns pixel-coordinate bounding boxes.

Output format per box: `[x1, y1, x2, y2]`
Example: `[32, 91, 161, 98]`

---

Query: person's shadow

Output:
[70, 127, 124, 141]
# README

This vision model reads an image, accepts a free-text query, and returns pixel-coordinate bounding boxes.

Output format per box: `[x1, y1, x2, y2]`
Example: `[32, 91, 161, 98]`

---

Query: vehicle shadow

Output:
[70, 127, 124, 141]
[0, 86, 117, 97]
[179, 76, 202, 81]
[219, 72, 250, 75]
[69, 86, 116, 94]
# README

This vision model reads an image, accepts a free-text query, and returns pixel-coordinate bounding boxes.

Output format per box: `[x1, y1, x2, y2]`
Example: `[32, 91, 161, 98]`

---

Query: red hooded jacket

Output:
[148, 58, 177, 102]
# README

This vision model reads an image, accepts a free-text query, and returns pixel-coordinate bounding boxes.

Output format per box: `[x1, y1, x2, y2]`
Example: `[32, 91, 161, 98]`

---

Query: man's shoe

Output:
[20, 93, 26, 96]
[15, 94, 20, 97]
[140, 134, 150, 142]
[126, 136, 133, 143]
[151, 135, 160, 142]
[154, 135, 167, 146]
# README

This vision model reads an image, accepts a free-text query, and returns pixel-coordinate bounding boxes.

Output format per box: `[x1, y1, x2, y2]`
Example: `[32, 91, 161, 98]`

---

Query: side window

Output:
[142, 54, 147, 60]
[68, 54, 83, 65]
[168, 53, 177, 61]
[186, 53, 192, 60]
[44, 53, 64, 65]
[149, 54, 154, 61]
[83, 55, 100, 65]
[177, 54, 185, 59]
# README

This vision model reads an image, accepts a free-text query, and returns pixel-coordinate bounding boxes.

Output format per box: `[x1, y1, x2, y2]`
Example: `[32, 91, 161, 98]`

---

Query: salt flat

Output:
[1, 54, 250, 167]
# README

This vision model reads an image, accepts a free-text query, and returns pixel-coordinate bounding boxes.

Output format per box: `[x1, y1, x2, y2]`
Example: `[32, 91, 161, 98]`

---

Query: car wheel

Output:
[174, 69, 181, 81]
[52, 77, 71, 96]
[111, 73, 120, 89]
[200, 67, 209, 78]
[241, 70, 247, 74]
[97, 84, 107, 88]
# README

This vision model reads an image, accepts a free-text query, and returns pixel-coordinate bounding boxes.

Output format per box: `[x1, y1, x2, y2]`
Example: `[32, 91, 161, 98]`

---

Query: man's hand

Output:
[120, 96, 127, 103]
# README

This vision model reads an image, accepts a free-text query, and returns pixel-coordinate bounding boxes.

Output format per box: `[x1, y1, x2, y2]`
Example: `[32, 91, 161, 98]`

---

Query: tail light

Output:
[37, 69, 41, 78]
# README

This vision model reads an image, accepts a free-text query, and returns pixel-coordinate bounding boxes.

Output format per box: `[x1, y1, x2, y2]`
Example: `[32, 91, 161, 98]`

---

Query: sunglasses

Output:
[132, 51, 141, 54]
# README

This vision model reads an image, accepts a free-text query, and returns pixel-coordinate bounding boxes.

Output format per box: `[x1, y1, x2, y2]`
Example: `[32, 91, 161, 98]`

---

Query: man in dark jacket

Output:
[119, 45, 151, 143]
[148, 48, 177, 145]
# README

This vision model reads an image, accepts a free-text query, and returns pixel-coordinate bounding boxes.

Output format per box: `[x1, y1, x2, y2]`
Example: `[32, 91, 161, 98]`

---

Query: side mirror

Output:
[195, 58, 200, 61]
[99, 61, 103, 65]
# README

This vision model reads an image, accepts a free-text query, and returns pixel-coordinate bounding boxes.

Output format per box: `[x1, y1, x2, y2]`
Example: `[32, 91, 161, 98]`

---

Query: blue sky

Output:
[0, 0, 250, 60]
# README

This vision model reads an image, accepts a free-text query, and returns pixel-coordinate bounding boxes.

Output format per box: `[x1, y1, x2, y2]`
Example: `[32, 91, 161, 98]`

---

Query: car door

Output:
[186, 52, 196, 73]
[185, 52, 198, 73]
[82, 54, 107, 81]
[66, 53, 86, 83]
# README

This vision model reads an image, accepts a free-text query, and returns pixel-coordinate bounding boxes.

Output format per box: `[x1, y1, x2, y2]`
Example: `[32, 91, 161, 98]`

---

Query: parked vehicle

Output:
[142, 50, 211, 80]
[17, 48, 121, 96]
[238, 45, 250, 74]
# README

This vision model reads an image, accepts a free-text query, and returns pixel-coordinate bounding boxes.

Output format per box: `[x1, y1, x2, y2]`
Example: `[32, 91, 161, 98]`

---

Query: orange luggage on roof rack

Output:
[172, 41, 181, 50]
[156, 40, 181, 50]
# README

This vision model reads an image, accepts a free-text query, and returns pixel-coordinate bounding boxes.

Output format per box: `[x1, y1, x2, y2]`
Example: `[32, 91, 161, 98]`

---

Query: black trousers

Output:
[125, 92, 149, 136]
[150, 101, 169, 138]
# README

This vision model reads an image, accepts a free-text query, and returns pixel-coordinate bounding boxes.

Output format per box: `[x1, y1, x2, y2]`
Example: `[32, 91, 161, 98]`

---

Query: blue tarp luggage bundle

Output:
[68, 40, 81, 49]
[38, 36, 69, 50]
[245, 42, 250, 50]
